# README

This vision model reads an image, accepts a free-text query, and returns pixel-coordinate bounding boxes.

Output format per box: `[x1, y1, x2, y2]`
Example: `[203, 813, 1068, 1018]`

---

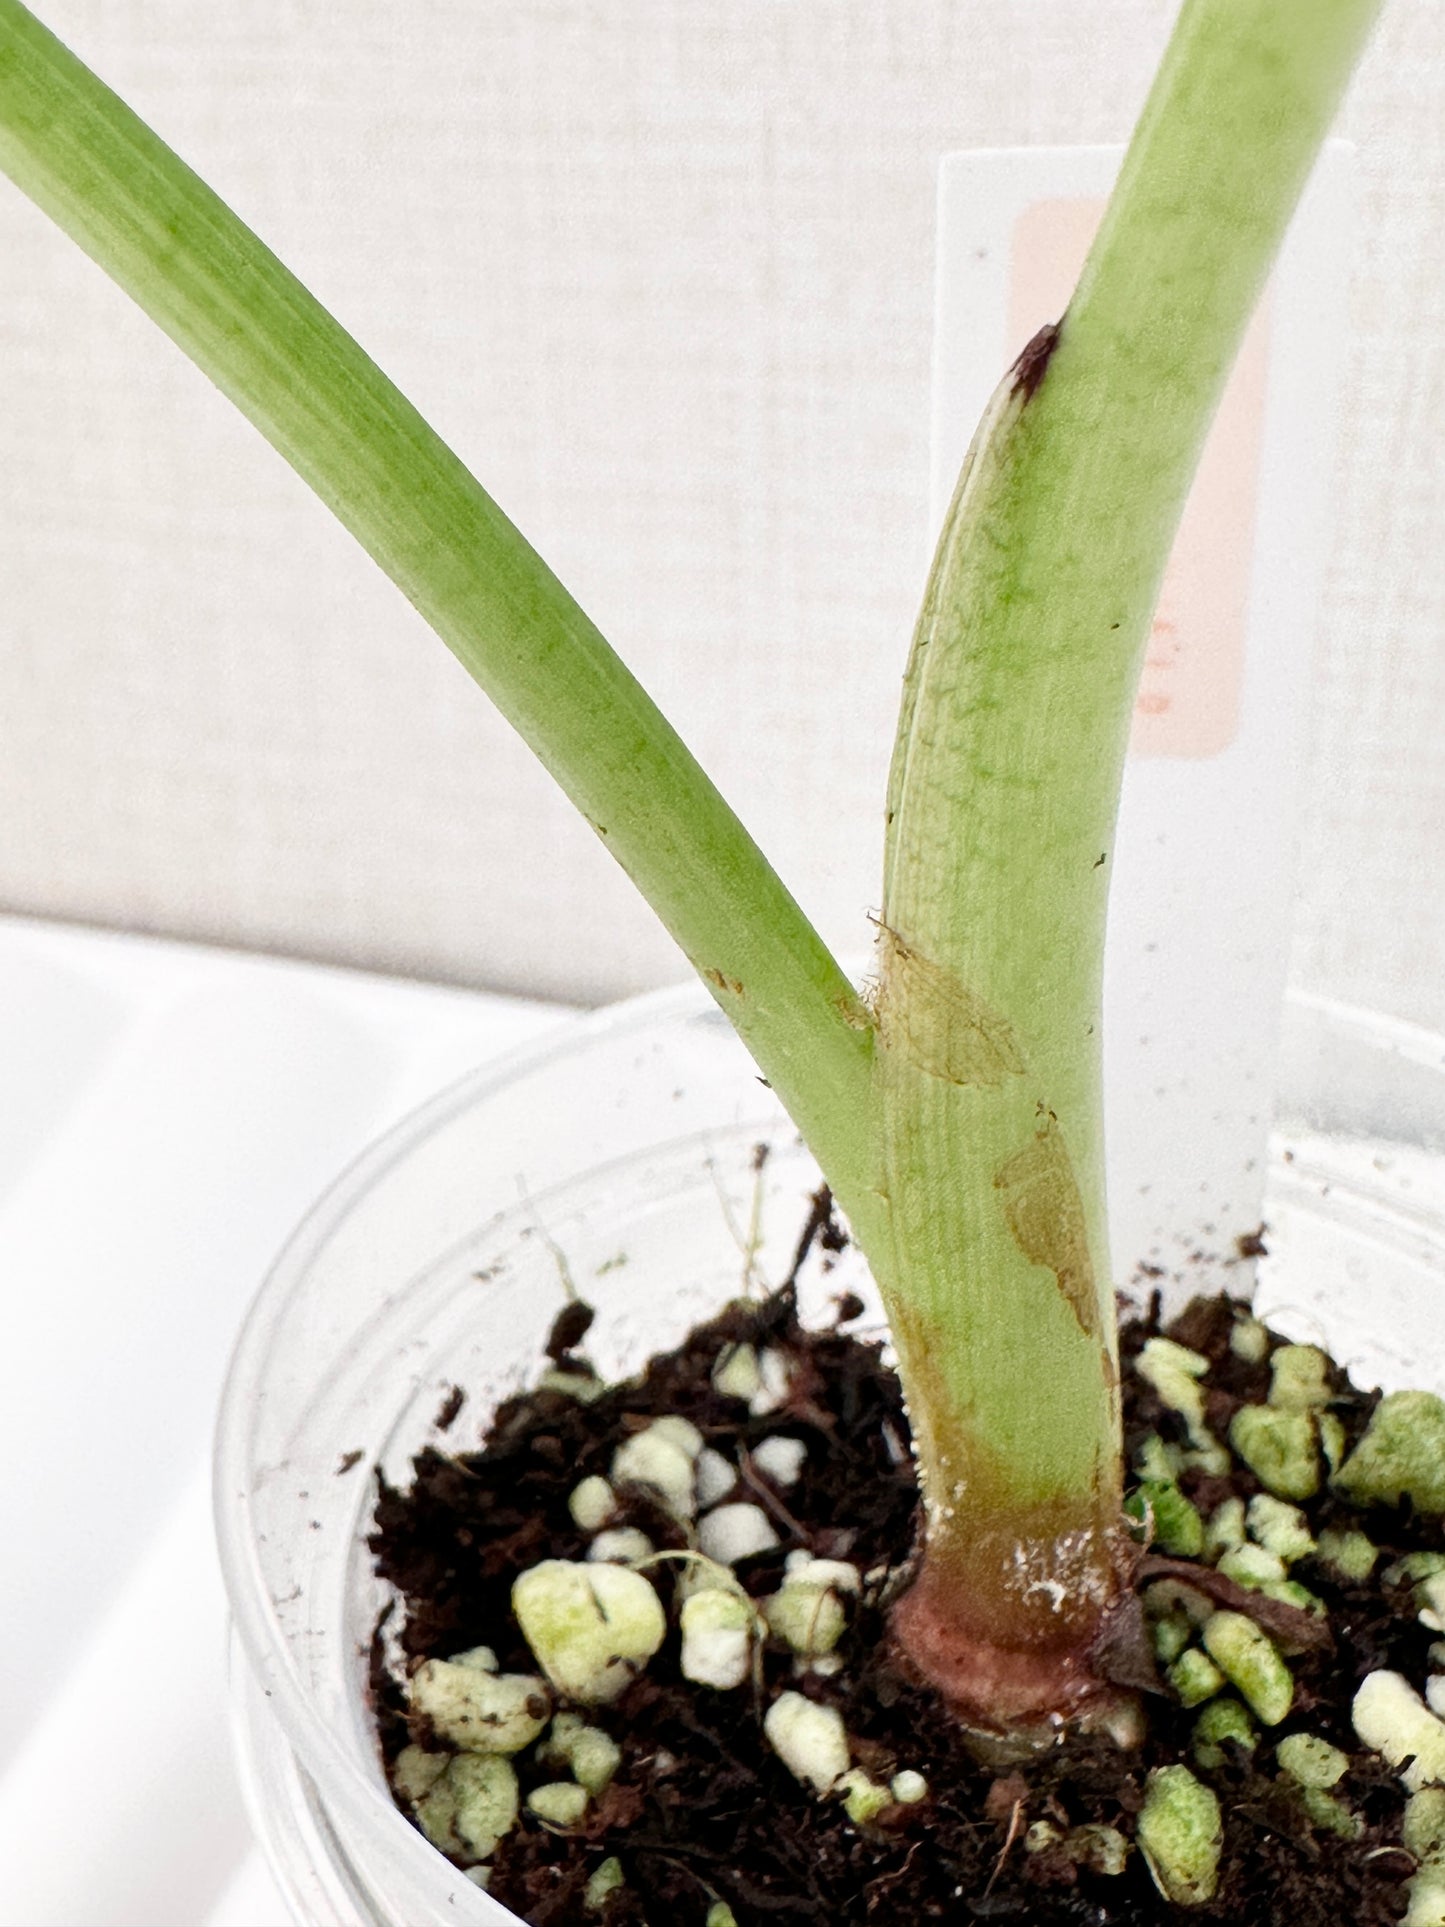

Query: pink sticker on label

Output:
[1009, 199, 1270, 758]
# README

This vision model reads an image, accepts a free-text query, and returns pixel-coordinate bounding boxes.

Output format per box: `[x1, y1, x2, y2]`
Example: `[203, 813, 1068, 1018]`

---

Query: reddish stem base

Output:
[889, 1539, 1146, 1740]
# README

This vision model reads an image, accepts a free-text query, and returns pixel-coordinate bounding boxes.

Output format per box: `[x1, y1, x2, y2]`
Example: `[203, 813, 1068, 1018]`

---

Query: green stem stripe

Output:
[876, 0, 1381, 1603]
[0, 0, 879, 1231]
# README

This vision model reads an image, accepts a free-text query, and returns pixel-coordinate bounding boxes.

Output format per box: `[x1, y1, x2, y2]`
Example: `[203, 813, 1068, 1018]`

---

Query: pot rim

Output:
[213, 977, 1445, 1920]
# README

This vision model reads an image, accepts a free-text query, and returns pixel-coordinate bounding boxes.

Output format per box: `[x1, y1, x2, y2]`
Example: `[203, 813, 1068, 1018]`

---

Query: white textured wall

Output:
[0, 2, 1441, 1016]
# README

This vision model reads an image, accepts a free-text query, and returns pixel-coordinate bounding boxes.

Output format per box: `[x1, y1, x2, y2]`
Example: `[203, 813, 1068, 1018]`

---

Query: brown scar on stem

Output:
[875, 925, 1025, 1088]
[702, 967, 744, 997]
[993, 1118, 1099, 1338]
[835, 987, 876, 1032]
[1011, 319, 1062, 403]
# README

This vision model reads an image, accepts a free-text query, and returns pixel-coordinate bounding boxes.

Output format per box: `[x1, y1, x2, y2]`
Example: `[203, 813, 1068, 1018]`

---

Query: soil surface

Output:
[369, 1210, 1441, 1925]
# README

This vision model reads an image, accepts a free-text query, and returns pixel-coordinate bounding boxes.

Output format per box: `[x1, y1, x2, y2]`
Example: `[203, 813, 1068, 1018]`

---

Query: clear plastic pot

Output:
[215, 981, 1445, 1926]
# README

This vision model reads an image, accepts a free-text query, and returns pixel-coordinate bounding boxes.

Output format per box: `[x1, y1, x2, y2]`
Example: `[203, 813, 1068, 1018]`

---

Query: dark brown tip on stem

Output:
[1011, 320, 1062, 403]
[545, 1298, 596, 1360]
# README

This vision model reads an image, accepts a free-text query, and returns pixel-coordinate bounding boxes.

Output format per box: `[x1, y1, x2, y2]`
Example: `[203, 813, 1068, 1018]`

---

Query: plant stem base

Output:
[367, 1281, 1434, 1924]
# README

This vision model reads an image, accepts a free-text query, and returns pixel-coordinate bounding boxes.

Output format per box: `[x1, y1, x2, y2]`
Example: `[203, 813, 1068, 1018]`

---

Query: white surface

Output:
[0, 4, 1440, 1024]
[0, 917, 567, 1927]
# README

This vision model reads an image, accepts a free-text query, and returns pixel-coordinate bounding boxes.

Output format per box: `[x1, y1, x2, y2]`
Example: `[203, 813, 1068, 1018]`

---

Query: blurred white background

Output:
[0, 0, 1441, 1017]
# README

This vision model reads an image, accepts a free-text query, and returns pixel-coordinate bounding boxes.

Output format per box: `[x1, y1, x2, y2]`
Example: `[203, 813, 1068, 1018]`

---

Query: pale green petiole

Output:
[0, 0, 881, 1254]
[878, 0, 1381, 1701]
[0, 0, 1382, 1712]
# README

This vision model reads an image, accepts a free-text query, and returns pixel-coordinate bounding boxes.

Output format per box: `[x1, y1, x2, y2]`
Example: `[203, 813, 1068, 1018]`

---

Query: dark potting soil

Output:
[369, 1207, 1440, 1925]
